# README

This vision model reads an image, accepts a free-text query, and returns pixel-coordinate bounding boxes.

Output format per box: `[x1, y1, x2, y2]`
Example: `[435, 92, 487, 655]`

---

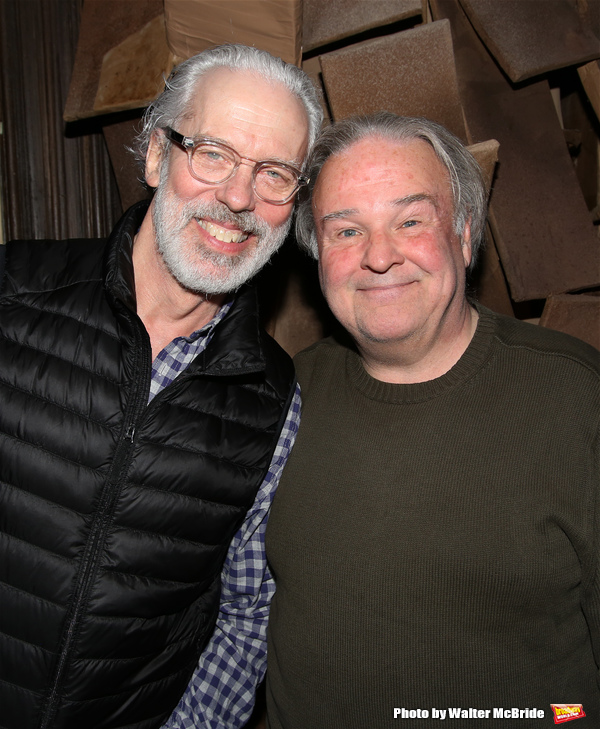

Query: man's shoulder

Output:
[293, 335, 351, 389]
[294, 335, 347, 364]
[483, 305, 600, 378]
[1, 237, 107, 297]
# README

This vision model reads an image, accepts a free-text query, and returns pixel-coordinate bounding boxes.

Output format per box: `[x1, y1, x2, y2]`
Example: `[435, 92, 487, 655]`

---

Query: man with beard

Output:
[0, 44, 322, 729]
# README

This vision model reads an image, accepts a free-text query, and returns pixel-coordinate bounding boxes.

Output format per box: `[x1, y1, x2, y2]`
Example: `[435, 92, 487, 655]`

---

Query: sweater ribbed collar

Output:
[346, 304, 498, 404]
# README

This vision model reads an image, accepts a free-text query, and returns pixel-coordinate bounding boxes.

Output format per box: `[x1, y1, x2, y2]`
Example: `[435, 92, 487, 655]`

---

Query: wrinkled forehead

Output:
[323, 134, 449, 179]
[314, 136, 453, 207]
[178, 67, 310, 164]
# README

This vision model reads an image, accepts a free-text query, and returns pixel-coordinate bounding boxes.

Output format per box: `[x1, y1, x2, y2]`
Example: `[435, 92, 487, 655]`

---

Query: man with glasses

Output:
[0, 44, 322, 729]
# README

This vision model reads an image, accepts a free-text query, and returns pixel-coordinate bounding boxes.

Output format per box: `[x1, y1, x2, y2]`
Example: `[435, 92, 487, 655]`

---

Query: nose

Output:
[214, 161, 256, 212]
[361, 231, 405, 273]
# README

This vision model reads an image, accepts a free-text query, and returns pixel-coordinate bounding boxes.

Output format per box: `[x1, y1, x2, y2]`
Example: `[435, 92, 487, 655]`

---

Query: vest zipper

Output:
[39, 310, 150, 729]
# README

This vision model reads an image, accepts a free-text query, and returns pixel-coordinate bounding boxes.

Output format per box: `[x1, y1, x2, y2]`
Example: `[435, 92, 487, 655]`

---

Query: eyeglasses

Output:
[163, 127, 308, 205]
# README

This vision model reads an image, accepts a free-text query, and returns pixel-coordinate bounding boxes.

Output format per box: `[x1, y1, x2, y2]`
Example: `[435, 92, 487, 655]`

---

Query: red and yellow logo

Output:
[551, 705, 586, 724]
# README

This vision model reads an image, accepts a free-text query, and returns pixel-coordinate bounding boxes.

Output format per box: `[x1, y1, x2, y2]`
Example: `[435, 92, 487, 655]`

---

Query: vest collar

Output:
[104, 200, 148, 314]
[197, 285, 266, 376]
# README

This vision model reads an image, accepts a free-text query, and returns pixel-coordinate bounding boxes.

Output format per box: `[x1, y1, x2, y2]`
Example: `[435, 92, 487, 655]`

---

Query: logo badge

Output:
[551, 705, 586, 724]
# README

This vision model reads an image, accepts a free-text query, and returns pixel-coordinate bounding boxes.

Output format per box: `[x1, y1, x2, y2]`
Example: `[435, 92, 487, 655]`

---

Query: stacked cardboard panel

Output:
[312, 0, 599, 346]
[64, 0, 172, 121]
[428, 0, 599, 303]
[458, 0, 600, 82]
[319, 21, 467, 142]
[64, 0, 600, 352]
[164, 0, 302, 66]
[540, 294, 600, 350]
[302, 0, 421, 52]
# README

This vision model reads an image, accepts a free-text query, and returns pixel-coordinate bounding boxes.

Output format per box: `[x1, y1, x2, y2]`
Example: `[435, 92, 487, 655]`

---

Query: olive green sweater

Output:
[266, 306, 600, 728]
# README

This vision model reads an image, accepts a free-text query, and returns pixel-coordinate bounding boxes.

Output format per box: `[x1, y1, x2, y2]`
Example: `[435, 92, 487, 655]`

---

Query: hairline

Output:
[134, 45, 323, 173]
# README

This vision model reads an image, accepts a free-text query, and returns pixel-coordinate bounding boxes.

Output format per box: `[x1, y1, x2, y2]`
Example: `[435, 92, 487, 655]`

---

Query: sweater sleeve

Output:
[582, 419, 600, 684]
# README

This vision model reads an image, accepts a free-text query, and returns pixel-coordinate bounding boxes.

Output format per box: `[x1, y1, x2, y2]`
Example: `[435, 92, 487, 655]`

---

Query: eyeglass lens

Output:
[191, 144, 298, 202]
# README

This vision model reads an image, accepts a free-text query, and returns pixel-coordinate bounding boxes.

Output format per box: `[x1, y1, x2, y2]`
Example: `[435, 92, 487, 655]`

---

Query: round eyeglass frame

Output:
[163, 127, 309, 205]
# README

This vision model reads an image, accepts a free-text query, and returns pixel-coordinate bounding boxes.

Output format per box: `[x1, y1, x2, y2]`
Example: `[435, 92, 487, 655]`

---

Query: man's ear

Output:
[460, 218, 473, 269]
[145, 131, 164, 189]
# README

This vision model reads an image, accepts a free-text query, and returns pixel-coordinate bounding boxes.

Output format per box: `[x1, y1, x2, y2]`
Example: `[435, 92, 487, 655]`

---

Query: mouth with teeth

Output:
[196, 219, 250, 245]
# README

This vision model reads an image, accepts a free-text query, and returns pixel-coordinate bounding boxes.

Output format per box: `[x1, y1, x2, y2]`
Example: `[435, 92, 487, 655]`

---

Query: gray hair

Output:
[134, 44, 323, 166]
[296, 112, 487, 271]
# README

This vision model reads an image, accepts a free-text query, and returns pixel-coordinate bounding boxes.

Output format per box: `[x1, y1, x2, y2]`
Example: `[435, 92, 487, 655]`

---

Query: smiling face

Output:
[314, 136, 472, 354]
[145, 67, 309, 294]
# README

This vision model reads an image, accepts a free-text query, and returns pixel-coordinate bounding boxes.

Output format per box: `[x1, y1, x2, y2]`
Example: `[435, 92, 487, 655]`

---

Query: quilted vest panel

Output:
[0, 204, 295, 729]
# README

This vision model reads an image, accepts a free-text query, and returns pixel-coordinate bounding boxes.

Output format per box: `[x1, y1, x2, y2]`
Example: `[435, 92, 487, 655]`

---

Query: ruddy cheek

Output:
[320, 249, 352, 287]
[267, 201, 294, 230]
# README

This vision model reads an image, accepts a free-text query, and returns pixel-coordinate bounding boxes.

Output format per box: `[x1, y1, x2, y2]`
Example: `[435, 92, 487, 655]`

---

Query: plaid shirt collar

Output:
[148, 299, 233, 402]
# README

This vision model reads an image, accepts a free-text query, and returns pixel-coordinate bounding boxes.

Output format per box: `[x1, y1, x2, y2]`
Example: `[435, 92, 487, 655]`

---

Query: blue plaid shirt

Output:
[151, 302, 300, 729]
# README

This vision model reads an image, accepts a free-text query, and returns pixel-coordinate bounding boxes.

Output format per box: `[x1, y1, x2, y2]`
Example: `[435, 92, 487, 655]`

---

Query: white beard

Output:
[152, 179, 291, 295]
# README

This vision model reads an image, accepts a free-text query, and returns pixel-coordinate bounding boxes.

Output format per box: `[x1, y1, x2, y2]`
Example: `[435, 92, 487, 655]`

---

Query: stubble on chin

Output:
[151, 183, 291, 295]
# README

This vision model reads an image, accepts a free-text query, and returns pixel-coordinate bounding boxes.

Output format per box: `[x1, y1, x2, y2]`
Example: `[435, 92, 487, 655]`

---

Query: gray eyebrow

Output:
[320, 209, 359, 224]
[187, 133, 301, 168]
[319, 193, 439, 225]
[391, 193, 439, 210]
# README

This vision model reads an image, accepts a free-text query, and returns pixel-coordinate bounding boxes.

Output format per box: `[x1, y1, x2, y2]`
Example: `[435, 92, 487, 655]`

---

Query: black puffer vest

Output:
[0, 202, 295, 729]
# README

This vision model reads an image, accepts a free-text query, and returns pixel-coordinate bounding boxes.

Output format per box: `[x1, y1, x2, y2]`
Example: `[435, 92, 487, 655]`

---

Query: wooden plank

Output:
[578, 60, 600, 123]
[93, 16, 174, 116]
[102, 117, 151, 212]
[465, 140, 514, 316]
[459, 0, 600, 83]
[301, 56, 331, 126]
[540, 293, 600, 350]
[467, 138, 498, 197]
[303, 0, 421, 52]
[259, 247, 329, 357]
[164, 0, 302, 67]
[473, 228, 514, 318]
[576, 0, 600, 40]
[561, 71, 600, 213]
[64, 0, 166, 122]
[319, 20, 468, 143]
[431, 0, 600, 301]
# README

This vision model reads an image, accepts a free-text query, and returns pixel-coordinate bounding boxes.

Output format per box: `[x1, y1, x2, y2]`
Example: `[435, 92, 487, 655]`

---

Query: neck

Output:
[359, 301, 478, 384]
[132, 212, 226, 361]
